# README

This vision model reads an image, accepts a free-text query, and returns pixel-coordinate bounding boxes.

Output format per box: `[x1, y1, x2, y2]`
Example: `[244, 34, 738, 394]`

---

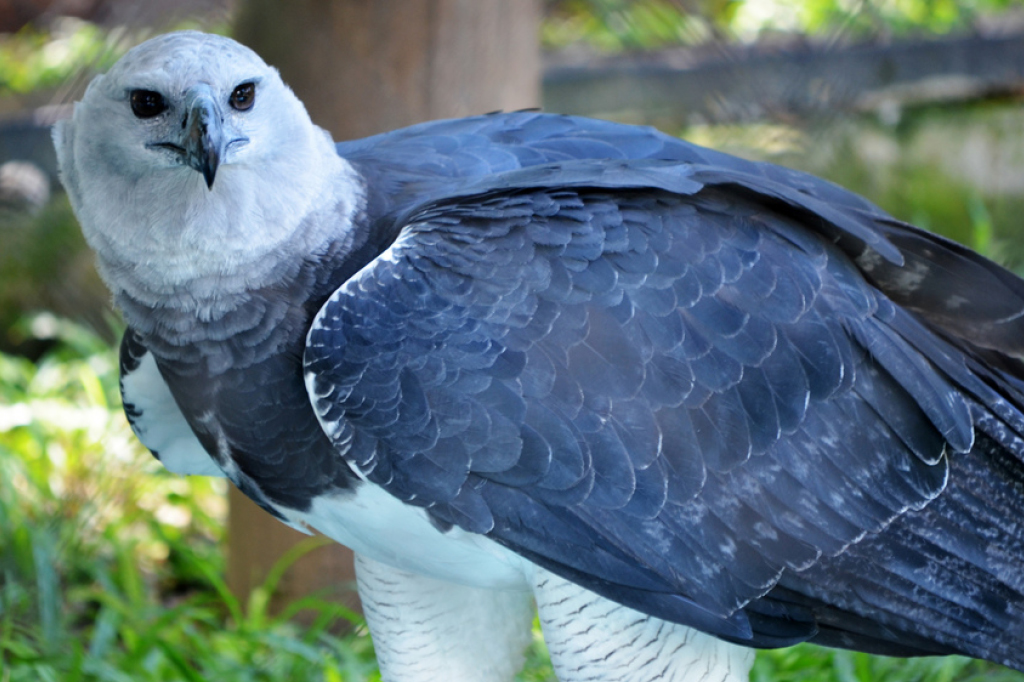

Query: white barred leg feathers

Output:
[354, 554, 535, 682]
[533, 569, 754, 682]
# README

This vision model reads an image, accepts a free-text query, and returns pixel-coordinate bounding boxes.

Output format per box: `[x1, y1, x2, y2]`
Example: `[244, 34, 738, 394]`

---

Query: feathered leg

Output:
[355, 553, 535, 682]
[533, 569, 754, 682]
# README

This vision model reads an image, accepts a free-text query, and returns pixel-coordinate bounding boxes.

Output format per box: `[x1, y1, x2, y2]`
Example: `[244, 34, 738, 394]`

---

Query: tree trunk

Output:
[235, 0, 541, 138]
[227, 0, 541, 620]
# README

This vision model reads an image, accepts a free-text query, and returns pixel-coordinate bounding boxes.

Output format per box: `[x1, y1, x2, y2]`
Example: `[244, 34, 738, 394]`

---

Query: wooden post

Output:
[227, 0, 541, 619]
[234, 0, 541, 138]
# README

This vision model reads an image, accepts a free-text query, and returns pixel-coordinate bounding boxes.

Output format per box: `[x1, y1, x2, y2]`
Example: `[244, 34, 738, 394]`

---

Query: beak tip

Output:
[200, 153, 219, 189]
[183, 93, 223, 191]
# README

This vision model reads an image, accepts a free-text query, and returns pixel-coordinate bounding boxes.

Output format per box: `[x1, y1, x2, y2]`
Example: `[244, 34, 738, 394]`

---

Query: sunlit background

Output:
[3, 1, 1024, 680]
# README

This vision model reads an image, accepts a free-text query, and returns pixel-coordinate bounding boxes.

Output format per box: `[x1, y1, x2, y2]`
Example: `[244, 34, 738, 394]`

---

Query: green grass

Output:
[2, 317, 1023, 681]
[0, 317, 380, 681]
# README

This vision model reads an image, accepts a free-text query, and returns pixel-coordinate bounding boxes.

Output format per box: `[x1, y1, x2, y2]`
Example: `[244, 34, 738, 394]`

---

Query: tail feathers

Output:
[762, 429, 1024, 671]
[866, 219, 1024, 363]
[740, 211, 1024, 667]
[755, 585, 953, 658]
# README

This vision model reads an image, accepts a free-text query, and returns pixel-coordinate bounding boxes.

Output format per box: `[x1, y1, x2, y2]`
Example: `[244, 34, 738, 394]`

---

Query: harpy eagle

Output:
[54, 31, 1024, 682]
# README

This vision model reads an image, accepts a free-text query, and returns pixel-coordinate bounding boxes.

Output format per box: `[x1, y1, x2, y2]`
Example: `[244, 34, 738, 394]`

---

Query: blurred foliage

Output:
[543, 0, 1024, 50]
[543, 0, 717, 51]
[753, 645, 1024, 682]
[0, 18, 119, 95]
[682, 99, 1024, 276]
[0, 194, 112, 358]
[1, 0, 1021, 91]
[784, 0, 1016, 37]
[0, 15, 229, 97]
[0, 318, 378, 681]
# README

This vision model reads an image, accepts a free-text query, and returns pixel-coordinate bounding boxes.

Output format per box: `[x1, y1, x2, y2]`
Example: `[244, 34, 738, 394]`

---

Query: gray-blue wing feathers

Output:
[307, 166, 979, 643]
[306, 113, 1024, 664]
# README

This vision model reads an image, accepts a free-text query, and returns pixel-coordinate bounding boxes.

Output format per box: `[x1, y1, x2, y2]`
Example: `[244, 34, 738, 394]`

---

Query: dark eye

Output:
[229, 82, 255, 111]
[129, 89, 167, 118]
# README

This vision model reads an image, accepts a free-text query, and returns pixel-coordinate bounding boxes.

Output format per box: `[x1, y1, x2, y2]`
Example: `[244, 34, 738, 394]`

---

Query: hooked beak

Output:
[184, 88, 225, 189]
[146, 85, 249, 190]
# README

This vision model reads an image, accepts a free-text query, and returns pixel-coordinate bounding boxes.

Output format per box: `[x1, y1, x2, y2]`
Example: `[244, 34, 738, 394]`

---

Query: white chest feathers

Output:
[120, 350, 225, 478]
[283, 485, 531, 590]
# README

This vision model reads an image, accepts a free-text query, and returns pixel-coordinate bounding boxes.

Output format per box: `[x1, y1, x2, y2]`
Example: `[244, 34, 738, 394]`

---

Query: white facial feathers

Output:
[54, 31, 362, 316]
